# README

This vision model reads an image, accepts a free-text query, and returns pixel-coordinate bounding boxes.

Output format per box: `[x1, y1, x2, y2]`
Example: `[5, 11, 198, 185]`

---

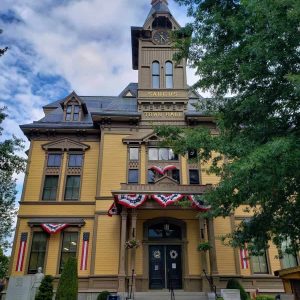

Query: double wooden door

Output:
[149, 245, 182, 289]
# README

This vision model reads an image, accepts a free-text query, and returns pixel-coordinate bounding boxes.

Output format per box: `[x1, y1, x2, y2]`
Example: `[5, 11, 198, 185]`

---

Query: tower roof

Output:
[145, 0, 171, 25]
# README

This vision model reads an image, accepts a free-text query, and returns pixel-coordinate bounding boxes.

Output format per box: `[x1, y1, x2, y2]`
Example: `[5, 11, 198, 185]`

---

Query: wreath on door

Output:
[170, 249, 178, 259]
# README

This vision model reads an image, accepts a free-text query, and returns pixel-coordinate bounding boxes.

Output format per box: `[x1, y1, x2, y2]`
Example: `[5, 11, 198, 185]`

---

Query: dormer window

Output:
[65, 103, 80, 121]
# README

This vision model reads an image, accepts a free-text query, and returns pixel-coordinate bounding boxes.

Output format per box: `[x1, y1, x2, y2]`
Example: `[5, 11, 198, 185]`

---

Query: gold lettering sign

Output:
[147, 91, 178, 97]
[143, 111, 183, 119]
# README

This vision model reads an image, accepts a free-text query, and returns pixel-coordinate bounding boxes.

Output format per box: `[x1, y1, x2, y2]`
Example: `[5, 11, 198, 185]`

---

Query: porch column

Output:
[118, 208, 128, 292]
[207, 218, 218, 275]
[199, 217, 210, 292]
[130, 209, 138, 293]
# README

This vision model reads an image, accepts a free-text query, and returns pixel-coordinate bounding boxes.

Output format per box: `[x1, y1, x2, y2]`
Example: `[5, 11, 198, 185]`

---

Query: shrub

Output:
[55, 257, 78, 300]
[226, 278, 249, 300]
[256, 296, 275, 300]
[97, 291, 110, 300]
[35, 275, 54, 300]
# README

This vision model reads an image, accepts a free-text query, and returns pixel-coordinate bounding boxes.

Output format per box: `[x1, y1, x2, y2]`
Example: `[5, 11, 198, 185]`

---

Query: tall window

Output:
[129, 148, 139, 161]
[165, 61, 173, 88]
[189, 169, 200, 184]
[281, 239, 298, 269]
[59, 232, 78, 273]
[65, 104, 80, 121]
[171, 169, 180, 183]
[64, 175, 81, 200]
[251, 252, 269, 274]
[152, 61, 160, 88]
[42, 175, 59, 201]
[128, 169, 139, 184]
[47, 154, 62, 167]
[28, 232, 48, 274]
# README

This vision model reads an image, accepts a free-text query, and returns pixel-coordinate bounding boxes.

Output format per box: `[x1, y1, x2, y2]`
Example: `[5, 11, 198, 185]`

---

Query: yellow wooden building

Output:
[8, 0, 296, 297]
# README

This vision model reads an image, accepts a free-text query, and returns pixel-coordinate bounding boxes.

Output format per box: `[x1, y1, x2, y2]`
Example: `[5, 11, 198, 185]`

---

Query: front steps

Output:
[133, 291, 208, 300]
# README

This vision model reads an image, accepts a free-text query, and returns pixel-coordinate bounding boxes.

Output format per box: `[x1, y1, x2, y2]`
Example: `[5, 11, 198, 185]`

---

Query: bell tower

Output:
[131, 0, 189, 125]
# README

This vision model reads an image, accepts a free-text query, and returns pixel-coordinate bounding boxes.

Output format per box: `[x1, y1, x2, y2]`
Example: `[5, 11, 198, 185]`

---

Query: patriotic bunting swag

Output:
[187, 195, 211, 212]
[16, 233, 28, 272]
[115, 194, 148, 208]
[149, 165, 177, 175]
[240, 247, 249, 269]
[80, 232, 90, 270]
[152, 194, 184, 207]
[41, 223, 69, 234]
[107, 202, 119, 217]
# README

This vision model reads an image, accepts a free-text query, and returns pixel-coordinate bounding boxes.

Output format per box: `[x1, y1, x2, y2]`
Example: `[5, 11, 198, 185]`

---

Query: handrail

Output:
[203, 269, 217, 299]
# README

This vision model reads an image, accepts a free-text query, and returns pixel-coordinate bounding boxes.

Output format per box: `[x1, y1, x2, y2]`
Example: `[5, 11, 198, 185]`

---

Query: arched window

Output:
[165, 61, 173, 88]
[152, 61, 160, 89]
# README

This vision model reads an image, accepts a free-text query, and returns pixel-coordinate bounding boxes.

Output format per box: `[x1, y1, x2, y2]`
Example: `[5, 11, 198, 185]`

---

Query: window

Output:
[148, 148, 178, 161]
[188, 149, 198, 160]
[148, 169, 156, 184]
[152, 61, 160, 88]
[47, 154, 62, 167]
[129, 148, 139, 161]
[42, 175, 59, 201]
[59, 232, 78, 273]
[165, 61, 173, 88]
[64, 175, 80, 200]
[68, 154, 83, 167]
[28, 232, 48, 274]
[171, 169, 180, 183]
[189, 170, 200, 184]
[65, 103, 81, 121]
[251, 252, 269, 274]
[148, 223, 182, 239]
[281, 239, 298, 269]
[128, 169, 139, 184]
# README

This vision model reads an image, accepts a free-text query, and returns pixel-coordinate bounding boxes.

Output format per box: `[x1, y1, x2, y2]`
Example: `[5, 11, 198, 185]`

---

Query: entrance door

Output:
[149, 245, 182, 289]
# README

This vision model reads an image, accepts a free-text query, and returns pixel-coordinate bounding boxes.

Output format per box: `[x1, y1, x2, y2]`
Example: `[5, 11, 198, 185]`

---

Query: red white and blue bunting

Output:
[187, 195, 211, 212]
[115, 194, 148, 208]
[41, 223, 69, 234]
[149, 165, 177, 175]
[152, 194, 184, 207]
[107, 202, 119, 217]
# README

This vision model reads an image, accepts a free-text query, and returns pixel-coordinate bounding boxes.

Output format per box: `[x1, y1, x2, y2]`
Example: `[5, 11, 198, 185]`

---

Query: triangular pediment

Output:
[143, 132, 160, 143]
[154, 175, 179, 185]
[42, 138, 90, 151]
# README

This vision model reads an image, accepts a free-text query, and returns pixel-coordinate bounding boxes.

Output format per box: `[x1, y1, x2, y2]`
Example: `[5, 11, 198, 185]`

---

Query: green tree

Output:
[35, 275, 54, 300]
[0, 29, 8, 57]
[0, 248, 9, 278]
[0, 108, 26, 251]
[226, 278, 249, 300]
[55, 257, 78, 300]
[157, 0, 300, 254]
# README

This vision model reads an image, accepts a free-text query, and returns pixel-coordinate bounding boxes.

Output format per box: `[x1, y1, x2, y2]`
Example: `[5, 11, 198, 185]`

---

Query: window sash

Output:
[68, 154, 83, 167]
[148, 148, 178, 161]
[129, 148, 139, 161]
[64, 176, 80, 200]
[42, 176, 58, 201]
[189, 170, 200, 184]
[28, 232, 47, 274]
[128, 169, 139, 184]
[251, 253, 269, 274]
[47, 154, 62, 167]
[59, 232, 78, 273]
[152, 62, 160, 88]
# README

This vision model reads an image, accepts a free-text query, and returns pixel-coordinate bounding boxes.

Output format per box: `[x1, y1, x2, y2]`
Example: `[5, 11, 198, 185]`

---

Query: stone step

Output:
[132, 291, 208, 300]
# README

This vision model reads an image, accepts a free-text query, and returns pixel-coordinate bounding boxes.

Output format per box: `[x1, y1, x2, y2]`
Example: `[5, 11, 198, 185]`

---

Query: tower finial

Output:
[151, 0, 168, 6]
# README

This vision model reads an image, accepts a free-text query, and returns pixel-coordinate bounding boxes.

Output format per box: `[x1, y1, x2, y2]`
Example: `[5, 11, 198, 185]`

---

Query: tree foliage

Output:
[226, 278, 249, 300]
[0, 248, 9, 279]
[55, 257, 78, 300]
[157, 0, 300, 254]
[35, 275, 54, 300]
[0, 108, 26, 251]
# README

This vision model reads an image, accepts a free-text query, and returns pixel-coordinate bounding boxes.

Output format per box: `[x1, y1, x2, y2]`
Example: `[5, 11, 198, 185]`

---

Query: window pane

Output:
[66, 113, 71, 121]
[148, 223, 181, 239]
[129, 148, 139, 161]
[149, 148, 158, 161]
[152, 76, 160, 89]
[28, 232, 47, 274]
[166, 76, 173, 88]
[74, 105, 80, 113]
[251, 253, 268, 274]
[159, 148, 169, 160]
[73, 113, 79, 121]
[152, 62, 160, 75]
[188, 150, 197, 160]
[148, 170, 155, 184]
[60, 232, 78, 273]
[66, 105, 72, 113]
[189, 170, 200, 184]
[169, 149, 178, 160]
[172, 169, 180, 183]
[282, 240, 298, 268]
[165, 62, 173, 75]
[128, 169, 139, 184]
[47, 154, 61, 167]
[69, 154, 83, 167]
[42, 176, 58, 201]
[64, 175, 80, 200]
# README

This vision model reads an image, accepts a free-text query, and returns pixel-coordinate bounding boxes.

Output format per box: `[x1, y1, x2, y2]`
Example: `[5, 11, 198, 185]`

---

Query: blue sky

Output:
[0, 0, 202, 202]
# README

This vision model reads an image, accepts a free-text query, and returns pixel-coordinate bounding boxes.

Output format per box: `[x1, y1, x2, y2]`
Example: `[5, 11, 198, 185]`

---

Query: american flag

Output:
[80, 232, 90, 270]
[16, 233, 28, 272]
[240, 247, 249, 269]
